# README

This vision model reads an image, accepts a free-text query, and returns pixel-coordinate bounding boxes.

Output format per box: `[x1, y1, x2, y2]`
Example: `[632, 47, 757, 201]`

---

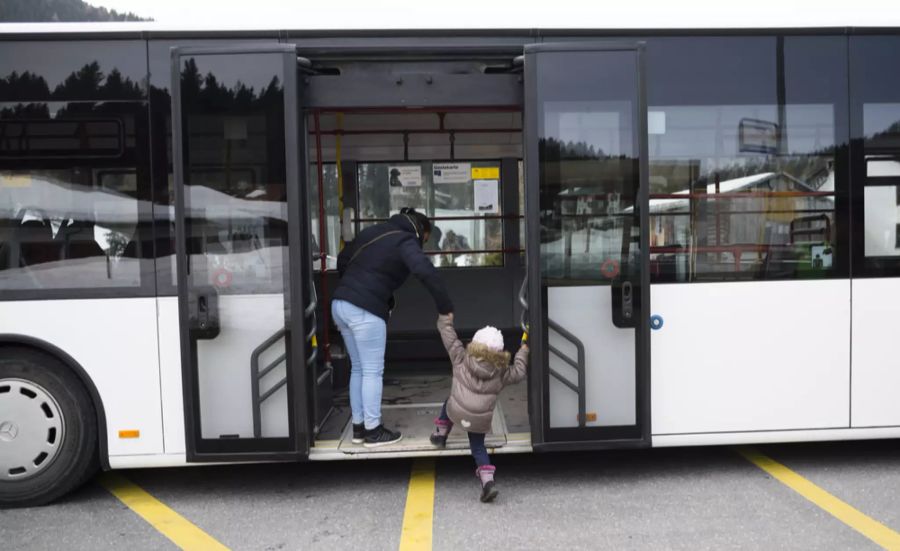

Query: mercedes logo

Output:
[0, 421, 19, 442]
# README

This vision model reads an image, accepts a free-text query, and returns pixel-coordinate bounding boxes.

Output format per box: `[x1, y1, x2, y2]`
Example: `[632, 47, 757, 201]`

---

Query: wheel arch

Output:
[0, 334, 110, 470]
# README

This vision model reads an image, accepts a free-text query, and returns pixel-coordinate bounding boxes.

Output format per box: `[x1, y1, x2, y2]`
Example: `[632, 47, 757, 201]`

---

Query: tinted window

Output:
[850, 36, 900, 277]
[535, 50, 639, 283]
[0, 41, 146, 101]
[0, 101, 151, 294]
[147, 39, 279, 295]
[178, 53, 290, 295]
[645, 36, 849, 282]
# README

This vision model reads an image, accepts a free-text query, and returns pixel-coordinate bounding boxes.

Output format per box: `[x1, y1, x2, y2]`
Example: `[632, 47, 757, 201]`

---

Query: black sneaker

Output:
[363, 425, 403, 448]
[351, 423, 365, 444]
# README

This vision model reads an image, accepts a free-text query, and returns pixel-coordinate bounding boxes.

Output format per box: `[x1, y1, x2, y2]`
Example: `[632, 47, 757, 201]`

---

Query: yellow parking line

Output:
[99, 471, 230, 551]
[738, 447, 900, 550]
[398, 459, 436, 551]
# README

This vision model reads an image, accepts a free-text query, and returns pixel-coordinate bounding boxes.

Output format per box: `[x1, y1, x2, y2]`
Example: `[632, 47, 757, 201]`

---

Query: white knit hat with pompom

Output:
[472, 325, 504, 352]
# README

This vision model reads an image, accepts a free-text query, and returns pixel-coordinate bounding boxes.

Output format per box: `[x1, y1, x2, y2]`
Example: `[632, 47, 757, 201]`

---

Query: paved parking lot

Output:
[4, 440, 900, 550]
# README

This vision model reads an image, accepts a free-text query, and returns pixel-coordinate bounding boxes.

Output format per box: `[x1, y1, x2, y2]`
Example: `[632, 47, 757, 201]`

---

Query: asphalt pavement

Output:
[4, 440, 900, 550]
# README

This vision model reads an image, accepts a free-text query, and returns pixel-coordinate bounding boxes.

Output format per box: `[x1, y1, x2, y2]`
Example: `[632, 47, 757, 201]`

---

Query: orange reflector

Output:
[585, 412, 597, 422]
[118, 430, 140, 439]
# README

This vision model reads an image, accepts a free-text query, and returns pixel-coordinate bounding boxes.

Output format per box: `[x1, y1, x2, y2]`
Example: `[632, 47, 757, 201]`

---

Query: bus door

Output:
[171, 45, 318, 460]
[523, 43, 650, 449]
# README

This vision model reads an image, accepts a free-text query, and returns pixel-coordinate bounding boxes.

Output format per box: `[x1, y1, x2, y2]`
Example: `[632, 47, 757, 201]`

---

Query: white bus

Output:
[2, 15, 900, 506]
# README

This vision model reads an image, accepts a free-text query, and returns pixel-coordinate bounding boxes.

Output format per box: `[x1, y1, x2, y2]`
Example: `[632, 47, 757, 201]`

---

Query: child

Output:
[430, 313, 529, 503]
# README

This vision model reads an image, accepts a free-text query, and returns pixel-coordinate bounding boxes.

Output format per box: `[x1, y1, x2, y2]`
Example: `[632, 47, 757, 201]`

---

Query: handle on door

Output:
[189, 290, 220, 339]
[621, 281, 633, 321]
[611, 279, 638, 329]
[198, 295, 210, 330]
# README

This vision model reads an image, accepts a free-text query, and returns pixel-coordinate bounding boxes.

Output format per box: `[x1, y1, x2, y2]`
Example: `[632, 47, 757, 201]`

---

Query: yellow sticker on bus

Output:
[1, 175, 32, 188]
[471, 167, 499, 180]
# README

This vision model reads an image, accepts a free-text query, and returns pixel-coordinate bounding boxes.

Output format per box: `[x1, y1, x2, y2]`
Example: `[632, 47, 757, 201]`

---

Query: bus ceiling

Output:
[294, 44, 525, 62]
[295, 48, 525, 109]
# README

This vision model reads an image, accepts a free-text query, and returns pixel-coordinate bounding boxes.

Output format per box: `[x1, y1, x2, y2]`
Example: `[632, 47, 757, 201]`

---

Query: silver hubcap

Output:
[0, 379, 65, 480]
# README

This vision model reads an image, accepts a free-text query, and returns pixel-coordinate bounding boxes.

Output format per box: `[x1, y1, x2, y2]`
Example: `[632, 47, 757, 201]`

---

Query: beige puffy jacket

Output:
[438, 315, 529, 434]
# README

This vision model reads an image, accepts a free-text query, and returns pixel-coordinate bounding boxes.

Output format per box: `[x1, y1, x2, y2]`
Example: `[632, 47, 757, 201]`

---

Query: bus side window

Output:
[0, 105, 148, 293]
[645, 36, 848, 283]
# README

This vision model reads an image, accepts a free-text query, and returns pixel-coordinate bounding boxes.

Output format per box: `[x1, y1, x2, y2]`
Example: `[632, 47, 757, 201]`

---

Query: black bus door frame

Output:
[523, 42, 651, 452]
[171, 44, 314, 462]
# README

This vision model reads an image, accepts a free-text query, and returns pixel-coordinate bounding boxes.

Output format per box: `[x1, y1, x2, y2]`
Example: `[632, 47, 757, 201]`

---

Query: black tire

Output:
[0, 347, 99, 508]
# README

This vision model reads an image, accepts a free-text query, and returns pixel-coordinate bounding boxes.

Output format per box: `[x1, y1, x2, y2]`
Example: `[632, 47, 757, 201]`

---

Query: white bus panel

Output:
[651, 280, 850, 435]
[0, 298, 164, 456]
[851, 278, 900, 428]
[157, 296, 186, 455]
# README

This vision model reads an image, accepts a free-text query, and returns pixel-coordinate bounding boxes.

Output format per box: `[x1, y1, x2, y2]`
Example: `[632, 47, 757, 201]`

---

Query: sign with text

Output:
[739, 118, 778, 154]
[433, 162, 471, 184]
[388, 165, 422, 187]
[474, 179, 500, 213]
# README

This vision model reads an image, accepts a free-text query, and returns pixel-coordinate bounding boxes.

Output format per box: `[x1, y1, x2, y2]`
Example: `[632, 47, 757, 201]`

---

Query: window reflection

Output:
[0, 169, 142, 289]
[538, 100, 638, 282]
[180, 54, 290, 295]
[861, 104, 900, 258]
[648, 104, 837, 281]
[0, 45, 146, 102]
[0, 98, 148, 292]
[641, 36, 849, 282]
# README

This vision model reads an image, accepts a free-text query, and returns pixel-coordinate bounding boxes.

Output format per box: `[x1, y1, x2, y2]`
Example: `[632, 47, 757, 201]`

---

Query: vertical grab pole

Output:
[336, 112, 344, 252]
[518, 276, 529, 333]
[313, 110, 331, 361]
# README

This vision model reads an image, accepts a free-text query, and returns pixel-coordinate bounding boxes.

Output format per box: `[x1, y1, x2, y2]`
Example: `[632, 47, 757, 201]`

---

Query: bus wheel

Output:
[0, 348, 99, 508]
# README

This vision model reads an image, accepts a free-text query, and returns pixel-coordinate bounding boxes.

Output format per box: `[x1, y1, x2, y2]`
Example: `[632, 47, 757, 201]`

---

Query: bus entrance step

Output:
[337, 403, 507, 454]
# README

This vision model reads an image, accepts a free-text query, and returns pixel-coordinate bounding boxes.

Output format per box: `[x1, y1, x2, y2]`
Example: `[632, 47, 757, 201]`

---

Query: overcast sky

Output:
[82, 0, 898, 29]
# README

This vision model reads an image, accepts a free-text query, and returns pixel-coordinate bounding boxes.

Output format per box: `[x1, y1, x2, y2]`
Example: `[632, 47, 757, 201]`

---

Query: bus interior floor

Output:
[314, 374, 530, 454]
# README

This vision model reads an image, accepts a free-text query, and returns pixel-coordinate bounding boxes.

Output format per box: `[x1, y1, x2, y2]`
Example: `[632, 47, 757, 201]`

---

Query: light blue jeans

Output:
[331, 299, 387, 430]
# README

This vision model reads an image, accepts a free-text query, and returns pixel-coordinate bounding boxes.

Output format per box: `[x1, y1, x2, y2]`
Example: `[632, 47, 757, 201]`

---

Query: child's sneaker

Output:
[430, 418, 452, 448]
[351, 423, 365, 444]
[475, 465, 498, 503]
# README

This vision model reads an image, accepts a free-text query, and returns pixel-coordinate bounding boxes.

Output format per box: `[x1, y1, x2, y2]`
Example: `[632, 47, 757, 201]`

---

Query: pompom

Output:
[472, 325, 504, 352]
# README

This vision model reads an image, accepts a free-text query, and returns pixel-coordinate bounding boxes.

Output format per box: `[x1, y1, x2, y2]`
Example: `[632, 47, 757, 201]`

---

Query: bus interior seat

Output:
[56, 220, 105, 259]
[17, 219, 59, 267]
[0, 217, 18, 269]
[760, 246, 802, 279]
[122, 229, 141, 258]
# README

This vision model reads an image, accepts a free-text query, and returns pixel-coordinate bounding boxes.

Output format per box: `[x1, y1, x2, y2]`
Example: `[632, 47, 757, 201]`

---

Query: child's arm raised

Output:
[502, 344, 529, 386]
[437, 314, 467, 368]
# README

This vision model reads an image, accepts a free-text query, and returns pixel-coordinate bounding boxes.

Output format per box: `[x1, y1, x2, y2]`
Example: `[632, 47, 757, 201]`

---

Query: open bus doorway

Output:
[304, 107, 531, 458]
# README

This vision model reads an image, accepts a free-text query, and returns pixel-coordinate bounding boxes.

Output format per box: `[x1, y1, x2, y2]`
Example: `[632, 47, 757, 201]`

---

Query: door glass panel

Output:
[178, 52, 292, 443]
[533, 49, 642, 433]
[539, 101, 637, 281]
[862, 103, 900, 257]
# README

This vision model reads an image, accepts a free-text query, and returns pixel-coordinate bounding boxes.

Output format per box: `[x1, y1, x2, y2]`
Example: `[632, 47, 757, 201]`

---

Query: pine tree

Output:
[0, 0, 150, 22]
